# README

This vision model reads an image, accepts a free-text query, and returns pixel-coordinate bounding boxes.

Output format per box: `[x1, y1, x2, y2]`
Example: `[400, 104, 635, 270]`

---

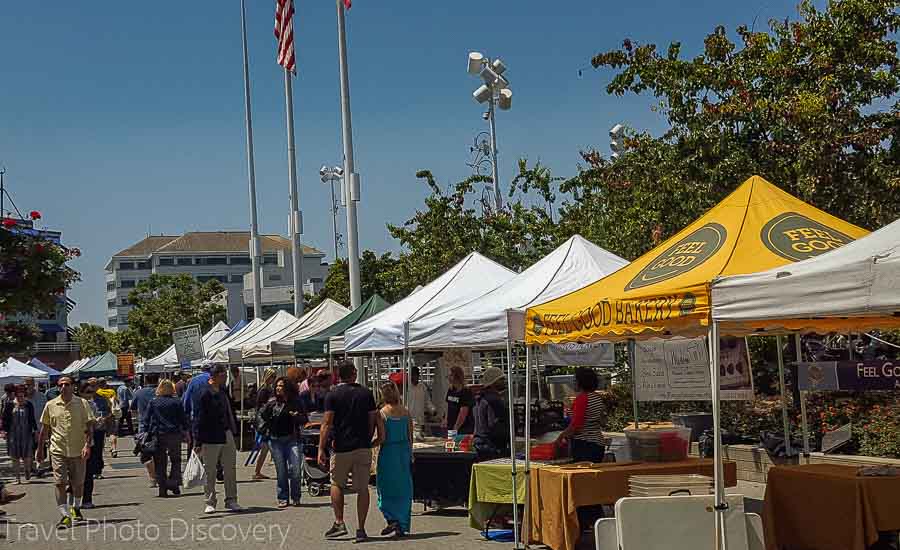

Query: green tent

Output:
[76, 351, 119, 379]
[294, 295, 390, 358]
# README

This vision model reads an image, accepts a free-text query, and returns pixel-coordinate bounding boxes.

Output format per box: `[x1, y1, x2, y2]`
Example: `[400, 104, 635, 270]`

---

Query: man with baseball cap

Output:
[472, 366, 510, 462]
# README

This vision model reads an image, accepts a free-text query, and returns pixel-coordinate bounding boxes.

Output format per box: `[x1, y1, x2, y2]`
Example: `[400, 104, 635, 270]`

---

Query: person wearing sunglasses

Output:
[37, 376, 96, 530]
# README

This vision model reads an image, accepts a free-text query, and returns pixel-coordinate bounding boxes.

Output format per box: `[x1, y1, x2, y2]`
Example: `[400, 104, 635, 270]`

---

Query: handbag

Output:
[184, 449, 207, 488]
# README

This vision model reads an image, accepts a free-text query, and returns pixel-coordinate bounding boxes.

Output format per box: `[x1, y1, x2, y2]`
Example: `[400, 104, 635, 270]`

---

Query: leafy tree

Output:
[313, 250, 405, 308]
[124, 274, 226, 358]
[561, 0, 900, 261]
[71, 323, 124, 357]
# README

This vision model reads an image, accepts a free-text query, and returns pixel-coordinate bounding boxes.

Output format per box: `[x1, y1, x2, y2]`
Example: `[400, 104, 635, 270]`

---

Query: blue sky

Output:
[3, 0, 803, 326]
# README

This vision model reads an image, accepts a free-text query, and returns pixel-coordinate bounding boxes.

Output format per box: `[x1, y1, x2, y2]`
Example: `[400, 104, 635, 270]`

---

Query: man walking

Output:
[37, 376, 95, 529]
[131, 374, 158, 486]
[116, 378, 134, 436]
[193, 365, 242, 514]
[318, 361, 377, 543]
[24, 378, 48, 476]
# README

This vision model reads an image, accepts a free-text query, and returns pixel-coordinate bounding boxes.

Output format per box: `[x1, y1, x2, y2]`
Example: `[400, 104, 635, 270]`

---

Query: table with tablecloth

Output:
[763, 464, 900, 550]
[528, 458, 738, 550]
[468, 459, 566, 530]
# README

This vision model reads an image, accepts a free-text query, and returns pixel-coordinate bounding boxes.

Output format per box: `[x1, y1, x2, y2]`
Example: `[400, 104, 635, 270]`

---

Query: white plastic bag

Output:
[184, 449, 206, 489]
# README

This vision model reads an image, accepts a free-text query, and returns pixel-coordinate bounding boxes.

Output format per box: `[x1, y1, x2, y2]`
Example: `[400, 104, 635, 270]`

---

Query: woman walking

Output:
[146, 379, 188, 498]
[2, 385, 37, 483]
[82, 381, 109, 508]
[374, 382, 412, 537]
[258, 376, 306, 507]
[554, 367, 608, 462]
[252, 368, 277, 481]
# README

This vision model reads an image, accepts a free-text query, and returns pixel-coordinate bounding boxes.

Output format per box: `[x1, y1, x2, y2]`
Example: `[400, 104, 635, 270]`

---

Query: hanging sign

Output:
[541, 341, 615, 367]
[799, 361, 900, 391]
[634, 337, 753, 401]
[172, 324, 204, 364]
[116, 353, 135, 378]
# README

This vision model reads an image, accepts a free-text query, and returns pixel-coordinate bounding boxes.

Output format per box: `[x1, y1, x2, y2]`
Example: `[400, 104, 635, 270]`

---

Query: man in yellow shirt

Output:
[37, 376, 95, 530]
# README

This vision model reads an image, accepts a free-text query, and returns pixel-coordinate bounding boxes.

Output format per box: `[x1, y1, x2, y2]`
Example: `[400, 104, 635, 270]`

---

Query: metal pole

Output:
[0, 168, 5, 218]
[795, 333, 811, 462]
[284, 70, 304, 318]
[240, 0, 262, 319]
[487, 98, 502, 211]
[330, 179, 340, 260]
[628, 340, 639, 427]
[708, 323, 728, 550]
[523, 344, 533, 548]
[336, 0, 361, 309]
[402, 321, 409, 405]
[505, 338, 520, 548]
[776, 335, 792, 456]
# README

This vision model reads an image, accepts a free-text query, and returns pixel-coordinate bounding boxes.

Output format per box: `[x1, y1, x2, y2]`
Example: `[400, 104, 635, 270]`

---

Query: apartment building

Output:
[105, 232, 328, 331]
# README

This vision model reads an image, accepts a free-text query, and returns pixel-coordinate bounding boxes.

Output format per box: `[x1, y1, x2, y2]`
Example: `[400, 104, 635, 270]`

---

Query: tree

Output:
[71, 323, 124, 357]
[312, 250, 405, 308]
[124, 274, 226, 358]
[561, 0, 900, 261]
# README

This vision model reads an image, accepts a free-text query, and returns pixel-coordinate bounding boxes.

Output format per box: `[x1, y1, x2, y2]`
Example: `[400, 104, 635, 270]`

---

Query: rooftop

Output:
[112, 232, 324, 257]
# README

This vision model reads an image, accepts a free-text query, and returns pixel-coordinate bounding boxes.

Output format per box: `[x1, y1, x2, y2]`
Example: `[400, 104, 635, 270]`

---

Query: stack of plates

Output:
[628, 474, 714, 497]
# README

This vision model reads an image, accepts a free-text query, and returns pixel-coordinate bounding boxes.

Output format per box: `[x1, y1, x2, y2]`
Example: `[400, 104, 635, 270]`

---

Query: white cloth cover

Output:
[712, 217, 900, 324]
[203, 318, 265, 364]
[0, 357, 49, 384]
[409, 235, 629, 349]
[138, 321, 231, 373]
[344, 252, 516, 353]
[243, 299, 351, 361]
[62, 357, 90, 375]
[207, 310, 298, 364]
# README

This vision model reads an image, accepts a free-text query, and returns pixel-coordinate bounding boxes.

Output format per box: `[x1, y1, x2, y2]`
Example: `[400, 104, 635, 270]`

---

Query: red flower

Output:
[1, 219, 15, 228]
[29, 210, 41, 220]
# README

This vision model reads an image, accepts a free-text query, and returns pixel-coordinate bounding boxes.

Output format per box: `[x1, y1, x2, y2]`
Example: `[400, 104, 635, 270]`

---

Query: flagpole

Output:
[240, 0, 263, 319]
[284, 70, 304, 317]
[336, 0, 361, 310]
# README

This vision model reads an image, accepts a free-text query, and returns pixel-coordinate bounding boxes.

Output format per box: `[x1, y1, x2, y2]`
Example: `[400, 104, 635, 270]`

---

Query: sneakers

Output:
[70, 507, 85, 523]
[354, 529, 368, 544]
[57, 515, 72, 530]
[324, 522, 348, 539]
[171, 486, 181, 496]
[277, 501, 289, 509]
[80, 502, 95, 509]
[224, 501, 244, 513]
[380, 522, 400, 536]
[203, 504, 216, 514]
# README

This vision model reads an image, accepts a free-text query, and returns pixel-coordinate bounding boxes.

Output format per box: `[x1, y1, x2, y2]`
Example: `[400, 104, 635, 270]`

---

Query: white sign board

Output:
[172, 324, 204, 364]
[541, 342, 615, 367]
[634, 337, 753, 402]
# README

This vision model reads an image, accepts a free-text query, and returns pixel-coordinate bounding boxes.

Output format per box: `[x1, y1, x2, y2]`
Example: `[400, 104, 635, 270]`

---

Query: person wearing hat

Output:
[472, 366, 510, 462]
[252, 367, 278, 481]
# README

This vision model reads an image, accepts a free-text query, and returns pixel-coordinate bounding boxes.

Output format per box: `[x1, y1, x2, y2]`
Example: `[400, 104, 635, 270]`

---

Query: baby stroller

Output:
[300, 427, 330, 497]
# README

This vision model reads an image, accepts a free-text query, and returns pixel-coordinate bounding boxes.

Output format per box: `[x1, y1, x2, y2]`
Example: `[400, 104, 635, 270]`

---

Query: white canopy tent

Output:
[712, 216, 900, 330]
[0, 357, 50, 384]
[255, 299, 351, 361]
[209, 310, 298, 364]
[137, 321, 231, 374]
[409, 235, 629, 349]
[62, 357, 91, 375]
[344, 252, 516, 354]
[204, 318, 266, 364]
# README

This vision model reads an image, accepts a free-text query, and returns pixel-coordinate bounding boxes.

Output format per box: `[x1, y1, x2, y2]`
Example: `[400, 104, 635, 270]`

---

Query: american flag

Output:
[274, 0, 296, 72]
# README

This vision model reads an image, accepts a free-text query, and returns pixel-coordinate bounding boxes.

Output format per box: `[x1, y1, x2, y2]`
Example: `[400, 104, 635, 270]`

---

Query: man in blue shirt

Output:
[182, 366, 212, 450]
[116, 379, 134, 436]
[131, 374, 159, 487]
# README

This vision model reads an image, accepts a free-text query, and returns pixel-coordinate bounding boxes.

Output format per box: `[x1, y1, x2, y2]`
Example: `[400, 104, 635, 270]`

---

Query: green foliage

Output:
[124, 274, 226, 358]
[312, 250, 406, 308]
[71, 323, 124, 358]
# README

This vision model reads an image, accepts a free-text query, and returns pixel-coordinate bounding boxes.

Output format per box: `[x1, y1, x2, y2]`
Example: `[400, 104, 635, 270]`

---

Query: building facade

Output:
[105, 232, 328, 331]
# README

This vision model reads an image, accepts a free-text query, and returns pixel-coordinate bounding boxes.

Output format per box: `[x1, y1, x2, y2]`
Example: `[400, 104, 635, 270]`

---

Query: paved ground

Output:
[0, 438, 501, 550]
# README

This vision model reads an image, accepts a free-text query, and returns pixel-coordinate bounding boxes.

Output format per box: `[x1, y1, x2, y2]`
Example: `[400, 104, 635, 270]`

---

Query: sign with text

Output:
[799, 361, 900, 391]
[116, 353, 135, 378]
[172, 324, 204, 364]
[541, 341, 615, 367]
[634, 337, 753, 401]
[821, 423, 853, 454]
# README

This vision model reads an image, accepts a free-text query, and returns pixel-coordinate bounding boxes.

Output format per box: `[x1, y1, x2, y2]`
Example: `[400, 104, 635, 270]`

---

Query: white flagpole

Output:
[240, 0, 263, 319]
[284, 69, 304, 317]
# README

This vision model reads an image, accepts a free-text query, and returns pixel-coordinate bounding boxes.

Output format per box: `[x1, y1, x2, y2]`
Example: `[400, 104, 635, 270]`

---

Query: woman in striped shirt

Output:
[555, 368, 607, 462]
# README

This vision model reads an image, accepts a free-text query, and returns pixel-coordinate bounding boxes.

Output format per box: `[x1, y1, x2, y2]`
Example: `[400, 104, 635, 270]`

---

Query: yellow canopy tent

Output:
[525, 175, 870, 344]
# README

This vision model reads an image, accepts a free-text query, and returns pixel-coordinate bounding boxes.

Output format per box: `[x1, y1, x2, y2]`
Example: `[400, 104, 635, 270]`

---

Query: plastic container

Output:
[624, 426, 691, 462]
[671, 413, 713, 443]
[530, 443, 559, 461]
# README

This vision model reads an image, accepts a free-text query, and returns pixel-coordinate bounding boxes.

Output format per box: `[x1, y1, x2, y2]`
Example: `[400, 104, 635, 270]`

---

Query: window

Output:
[229, 256, 251, 265]
[176, 257, 194, 266]
[197, 275, 227, 284]
[119, 313, 129, 323]
[263, 254, 279, 265]
[107, 300, 116, 309]
[136, 261, 151, 270]
[158, 257, 174, 266]
[108, 317, 117, 328]
[118, 261, 134, 270]
[120, 298, 130, 306]
[197, 257, 227, 266]
[120, 280, 136, 289]
[230, 274, 244, 284]
[310, 278, 323, 284]
[106, 282, 115, 291]
[268, 274, 282, 282]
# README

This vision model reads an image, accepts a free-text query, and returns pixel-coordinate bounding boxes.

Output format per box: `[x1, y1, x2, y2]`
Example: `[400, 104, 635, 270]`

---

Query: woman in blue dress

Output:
[374, 382, 413, 537]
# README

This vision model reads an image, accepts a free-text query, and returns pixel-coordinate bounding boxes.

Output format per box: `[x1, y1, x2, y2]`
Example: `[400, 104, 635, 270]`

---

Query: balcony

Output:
[32, 342, 80, 353]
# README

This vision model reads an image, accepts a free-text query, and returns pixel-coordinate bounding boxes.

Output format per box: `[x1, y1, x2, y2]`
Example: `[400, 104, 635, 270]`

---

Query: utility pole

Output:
[240, 0, 263, 319]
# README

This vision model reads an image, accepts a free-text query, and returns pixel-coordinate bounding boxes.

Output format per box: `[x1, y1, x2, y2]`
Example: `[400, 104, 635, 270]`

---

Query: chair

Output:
[594, 518, 618, 550]
[745, 513, 764, 550]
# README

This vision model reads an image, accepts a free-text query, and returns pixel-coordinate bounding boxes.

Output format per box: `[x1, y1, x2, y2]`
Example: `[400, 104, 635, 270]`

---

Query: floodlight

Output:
[497, 88, 512, 110]
[491, 58, 507, 75]
[334, 166, 344, 177]
[320, 165, 329, 178]
[473, 84, 492, 104]
[468, 52, 484, 75]
[609, 124, 624, 138]
[480, 66, 501, 86]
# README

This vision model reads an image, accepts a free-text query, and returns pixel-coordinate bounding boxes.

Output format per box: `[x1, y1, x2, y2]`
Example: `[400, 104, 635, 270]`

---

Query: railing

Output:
[32, 342, 80, 353]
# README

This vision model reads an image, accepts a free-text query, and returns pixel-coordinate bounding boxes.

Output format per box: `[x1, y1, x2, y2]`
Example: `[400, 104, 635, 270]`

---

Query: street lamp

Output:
[467, 51, 513, 211]
[320, 165, 344, 261]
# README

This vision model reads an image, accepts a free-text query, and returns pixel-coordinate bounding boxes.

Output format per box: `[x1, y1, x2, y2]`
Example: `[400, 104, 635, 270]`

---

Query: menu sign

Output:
[635, 337, 753, 401]
[541, 341, 615, 367]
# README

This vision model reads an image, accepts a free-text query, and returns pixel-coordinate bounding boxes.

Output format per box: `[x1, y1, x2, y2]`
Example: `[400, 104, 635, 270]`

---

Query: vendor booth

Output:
[241, 299, 350, 362]
[138, 321, 232, 374]
[207, 311, 297, 364]
[0, 357, 49, 384]
[525, 176, 870, 550]
[294, 294, 390, 359]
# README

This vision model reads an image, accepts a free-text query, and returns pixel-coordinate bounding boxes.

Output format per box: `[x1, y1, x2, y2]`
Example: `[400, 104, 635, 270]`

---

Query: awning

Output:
[525, 176, 870, 343]
[207, 311, 298, 364]
[138, 321, 231, 373]
[243, 299, 351, 362]
[0, 357, 50, 383]
[293, 295, 390, 358]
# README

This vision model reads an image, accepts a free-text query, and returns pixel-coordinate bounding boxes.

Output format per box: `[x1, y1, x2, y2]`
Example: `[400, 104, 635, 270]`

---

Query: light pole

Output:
[468, 52, 513, 212]
[320, 165, 344, 261]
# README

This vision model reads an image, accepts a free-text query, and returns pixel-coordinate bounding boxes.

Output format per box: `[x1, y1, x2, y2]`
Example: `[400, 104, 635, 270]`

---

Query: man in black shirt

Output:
[318, 361, 377, 543]
[472, 366, 510, 462]
[193, 366, 242, 514]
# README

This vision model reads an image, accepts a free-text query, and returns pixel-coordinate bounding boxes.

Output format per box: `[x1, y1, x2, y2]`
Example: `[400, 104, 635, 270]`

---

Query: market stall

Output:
[203, 318, 266, 363]
[525, 176, 871, 548]
[138, 321, 232, 374]
[0, 357, 49, 384]
[293, 294, 390, 359]
[207, 310, 298, 364]
[242, 299, 349, 362]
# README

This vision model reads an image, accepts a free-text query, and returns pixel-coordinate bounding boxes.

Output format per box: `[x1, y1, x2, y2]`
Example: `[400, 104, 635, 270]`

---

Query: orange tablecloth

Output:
[528, 458, 737, 550]
[763, 464, 900, 550]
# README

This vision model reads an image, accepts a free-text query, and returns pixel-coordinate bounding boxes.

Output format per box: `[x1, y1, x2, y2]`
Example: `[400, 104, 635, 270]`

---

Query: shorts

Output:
[330, 448, 371, 492]
[51, 455, 86, 489]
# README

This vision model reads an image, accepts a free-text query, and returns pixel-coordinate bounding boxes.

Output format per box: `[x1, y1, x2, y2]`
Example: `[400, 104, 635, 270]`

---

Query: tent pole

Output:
[628, 340, 639, 427]
[535, 346, 542, 402]
[402, 321, 410, 406]
[240, 358, 246, 452]
[523, 344, 533, 549]
[795, 333, 810, 463]
[775, 335, 792, 456]
[505, 337, 521, 548]
[708, 322, 728, 550]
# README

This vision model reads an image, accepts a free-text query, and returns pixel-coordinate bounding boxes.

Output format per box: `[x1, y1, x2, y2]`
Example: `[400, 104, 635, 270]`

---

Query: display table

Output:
[529, 458, 738, 550]
[412, 448, 477, 507]
[763, 464, 900, 550]
[467, 459, 564, 530]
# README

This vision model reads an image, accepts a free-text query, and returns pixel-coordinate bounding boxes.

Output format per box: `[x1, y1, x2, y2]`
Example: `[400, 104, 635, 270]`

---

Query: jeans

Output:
[153, 432, 183, 490]
[269, 436, 301, 503]
[200, 431, 237, 507]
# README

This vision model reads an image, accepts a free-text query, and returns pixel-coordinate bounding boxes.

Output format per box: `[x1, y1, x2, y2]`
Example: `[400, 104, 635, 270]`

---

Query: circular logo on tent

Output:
[531, 315, 544, 336]
[761, 212, 855, 261]
[679, 293, 697, 316]
[626, 223, 728, 291]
